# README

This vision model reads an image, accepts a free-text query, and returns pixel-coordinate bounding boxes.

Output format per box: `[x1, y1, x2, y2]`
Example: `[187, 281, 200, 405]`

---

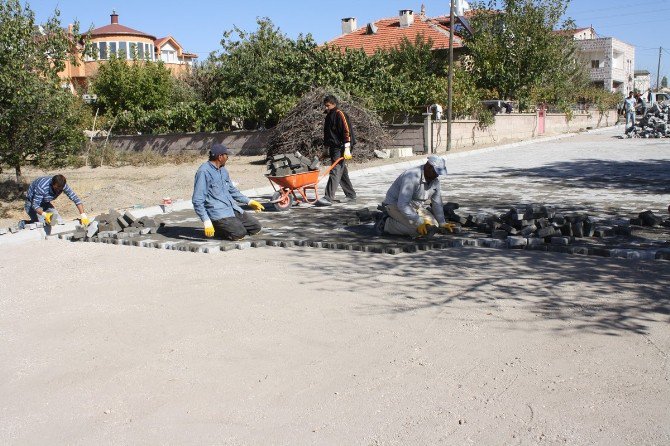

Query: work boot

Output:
[315, 197, 333, 207]
[339, 196, 357, 204]
[374, 215, 387, 236]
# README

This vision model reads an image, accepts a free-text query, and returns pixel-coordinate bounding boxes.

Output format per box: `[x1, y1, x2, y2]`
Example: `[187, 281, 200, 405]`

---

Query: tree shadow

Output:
[488, 159, 670, 195]
[286, 247, 670, 337]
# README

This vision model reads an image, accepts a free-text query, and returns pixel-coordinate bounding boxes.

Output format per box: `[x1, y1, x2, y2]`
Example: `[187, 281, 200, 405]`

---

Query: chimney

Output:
[110, 10, 119, 25]
[341, 17, 358, 34]
[399, 10, 414, 28]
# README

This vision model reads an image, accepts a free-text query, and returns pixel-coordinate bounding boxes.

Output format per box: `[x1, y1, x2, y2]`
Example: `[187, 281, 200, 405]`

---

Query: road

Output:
[1, 128, 669, 445]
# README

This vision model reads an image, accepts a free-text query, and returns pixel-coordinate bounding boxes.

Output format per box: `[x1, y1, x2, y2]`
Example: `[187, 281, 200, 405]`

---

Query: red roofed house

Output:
[60, 11, 197, 91]
[327, 8, 465, 56]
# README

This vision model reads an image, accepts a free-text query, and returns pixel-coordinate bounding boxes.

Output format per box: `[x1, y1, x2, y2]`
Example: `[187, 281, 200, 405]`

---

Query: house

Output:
[60, 11, 197, 91]
[327, 8, 465, 56]
[634, 70, 651, 95]
[560, 27, 635, 94]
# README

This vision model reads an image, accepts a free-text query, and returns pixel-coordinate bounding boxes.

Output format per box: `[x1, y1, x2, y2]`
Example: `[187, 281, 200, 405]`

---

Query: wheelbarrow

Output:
[266, 157, 344, 211]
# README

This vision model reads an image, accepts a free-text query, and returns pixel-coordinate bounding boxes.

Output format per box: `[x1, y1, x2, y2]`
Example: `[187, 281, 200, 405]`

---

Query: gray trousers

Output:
[383, 204, 438, 236]
[325, 146, 356, 201]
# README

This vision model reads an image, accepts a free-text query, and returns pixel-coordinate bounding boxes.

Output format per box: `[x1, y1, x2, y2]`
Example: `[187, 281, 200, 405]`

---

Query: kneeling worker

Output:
[377, 155, 455, 236]
[192, 143, 265, 240]
[24, 174, 89, 226]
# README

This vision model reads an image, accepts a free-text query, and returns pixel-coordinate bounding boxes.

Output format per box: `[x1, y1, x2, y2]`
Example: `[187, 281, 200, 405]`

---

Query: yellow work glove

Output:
[248, 200, 265, 212]
[42, 211, 53, 226]
[79, 213, 90, 226]
[203, 220, 215, 238]
[417, 219, 433, 236]
[440, 222, 456, 233]
[343, 143, 352, 160]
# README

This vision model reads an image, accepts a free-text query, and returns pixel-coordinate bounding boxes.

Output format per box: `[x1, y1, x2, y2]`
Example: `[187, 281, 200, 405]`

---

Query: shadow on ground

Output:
[287, 246, 670, 337]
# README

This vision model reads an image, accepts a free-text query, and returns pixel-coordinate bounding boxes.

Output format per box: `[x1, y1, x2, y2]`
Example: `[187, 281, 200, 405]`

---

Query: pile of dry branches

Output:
[267, 87, 389, 161]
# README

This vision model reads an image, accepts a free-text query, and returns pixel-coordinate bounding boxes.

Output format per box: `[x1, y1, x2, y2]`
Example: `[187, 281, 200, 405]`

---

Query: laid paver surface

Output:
[84, 127, 669, 255]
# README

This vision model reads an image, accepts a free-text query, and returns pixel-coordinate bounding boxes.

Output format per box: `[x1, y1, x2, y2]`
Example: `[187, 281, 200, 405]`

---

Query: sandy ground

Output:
[1, 240, 669, 444]
[0, 153, 433, 228]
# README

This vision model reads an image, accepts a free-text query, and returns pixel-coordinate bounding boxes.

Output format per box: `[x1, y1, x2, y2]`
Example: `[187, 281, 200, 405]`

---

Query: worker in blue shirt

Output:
[192, 143, 265, 240]
[23, 174, 89, 227]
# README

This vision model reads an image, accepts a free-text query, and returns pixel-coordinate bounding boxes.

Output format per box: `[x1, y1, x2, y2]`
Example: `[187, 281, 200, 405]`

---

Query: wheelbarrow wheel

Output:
[272, 191, 293, 211]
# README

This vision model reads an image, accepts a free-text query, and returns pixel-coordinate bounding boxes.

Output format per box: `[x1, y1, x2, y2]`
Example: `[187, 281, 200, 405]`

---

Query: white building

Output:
[565, 27, 635, 94]
[634, 70, 651, 95]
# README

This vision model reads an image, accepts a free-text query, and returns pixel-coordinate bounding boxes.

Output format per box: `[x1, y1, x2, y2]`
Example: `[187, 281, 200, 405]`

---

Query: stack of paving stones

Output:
[628, 102, 670, 138]
[266, 152, 320, 177]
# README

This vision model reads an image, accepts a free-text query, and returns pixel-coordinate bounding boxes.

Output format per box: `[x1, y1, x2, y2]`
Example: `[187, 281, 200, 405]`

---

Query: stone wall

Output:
[98, 110, 618, 155]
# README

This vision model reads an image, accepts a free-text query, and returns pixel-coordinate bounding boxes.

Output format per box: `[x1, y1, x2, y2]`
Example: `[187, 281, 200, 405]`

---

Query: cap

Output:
[427, 155, 447, 176]
[210, 143, 230, 157]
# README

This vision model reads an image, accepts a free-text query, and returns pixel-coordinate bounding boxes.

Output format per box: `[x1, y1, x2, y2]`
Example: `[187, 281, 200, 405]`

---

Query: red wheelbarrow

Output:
[267, 157, 344, 211]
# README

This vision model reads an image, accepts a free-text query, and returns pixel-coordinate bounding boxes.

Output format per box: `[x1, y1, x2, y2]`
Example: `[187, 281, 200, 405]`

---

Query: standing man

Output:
[624, 92, 636, 136]
[317, 94, 357, 206]
[376, 156, 455, 237]
[23, 174, 89, 227]
[192, 143, 265, 240]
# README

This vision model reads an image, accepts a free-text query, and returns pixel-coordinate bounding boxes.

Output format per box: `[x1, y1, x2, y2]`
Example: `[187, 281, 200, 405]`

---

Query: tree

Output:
[662, 76, 668, 89]
[466, 0, 585, 111]
[0, 0, 88, 186]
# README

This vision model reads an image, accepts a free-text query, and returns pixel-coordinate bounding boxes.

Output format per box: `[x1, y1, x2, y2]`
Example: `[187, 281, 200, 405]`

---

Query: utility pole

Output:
[656, 47, 662, 91]
[447, 0, 455, 151]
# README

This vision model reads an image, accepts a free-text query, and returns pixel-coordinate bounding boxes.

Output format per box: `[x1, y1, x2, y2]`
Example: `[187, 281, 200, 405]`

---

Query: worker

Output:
[376, 156, 455, 237]
[624, 92, 636, 136]
[635, 92, 648, 117]
[192, 143, 265, 240]
[23, 174, 89, 227]
[316, 94, 357, 206]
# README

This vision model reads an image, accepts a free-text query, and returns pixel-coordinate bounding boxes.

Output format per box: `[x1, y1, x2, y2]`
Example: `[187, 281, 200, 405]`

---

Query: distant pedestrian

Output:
[624, 92, 636, 135]
[316, 94, 357, 206]
[23, 174, 89, 227]
[635, 92, 648, 117]
[192, 143, 264, 240]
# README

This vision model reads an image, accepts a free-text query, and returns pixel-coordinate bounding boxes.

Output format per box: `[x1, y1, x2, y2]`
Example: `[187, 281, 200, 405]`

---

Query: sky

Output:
[30, 0, 669, 85]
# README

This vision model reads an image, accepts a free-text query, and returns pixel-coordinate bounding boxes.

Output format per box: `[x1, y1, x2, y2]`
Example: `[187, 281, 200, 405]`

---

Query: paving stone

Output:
[639, 210, 663, 227]
[117, 216, 130, 229]
[536, 227, 555, 238]
[450, 238, 466, 248]
[221, 242, 239, 251]
[266, 240, 281, 247]
[491, 229, 509, 239]
[614, 225, 632, 236]
[480, 238, 505, 249]
[551, 236, 571, 246]
[384, 246, 402, 255]
[251, 240, 268, 248]
[280, 240, 295, 248]
[520, 225, 537, 237]
[655, 249, 670, 260]
[403, 244, 418, 253]
[507, 236, 527, 249]
[9, 226, 19, 233]
[368, 245, 385, 253]
[588, 247, 611, 257]
[0, 228, 7, 235]
[308, 241, 323, 248]
[236, 242, 252, 250]
[568, 246, 589, 255]
[27, 223, 37, 230]
[526, 237, 545, 246]
[583, 221, 596, 237]
[463, 239, 479, 247]
[139, 228, 152, 235]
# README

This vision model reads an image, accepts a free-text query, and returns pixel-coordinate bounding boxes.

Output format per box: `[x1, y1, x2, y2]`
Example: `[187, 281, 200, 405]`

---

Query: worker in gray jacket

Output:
[377, 155, 455, 237]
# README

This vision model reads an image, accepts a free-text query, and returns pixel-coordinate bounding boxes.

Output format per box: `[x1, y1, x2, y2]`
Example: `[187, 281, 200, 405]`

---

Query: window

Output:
[99, 42, 107, 60]
[161, 50, 176, 63]
[138, 42, 144, 59]
[129, 42, 137, 59]
[87, 42, 98, 60]
[109, 41, 117, 56]
[591, 60, 600, 68]
[145, 43, 151, 60]
[118, 41, 127, 59]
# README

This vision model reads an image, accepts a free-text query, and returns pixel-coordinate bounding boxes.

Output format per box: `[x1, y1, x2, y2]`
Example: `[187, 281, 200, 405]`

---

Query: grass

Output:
[82, 142, 200, 168]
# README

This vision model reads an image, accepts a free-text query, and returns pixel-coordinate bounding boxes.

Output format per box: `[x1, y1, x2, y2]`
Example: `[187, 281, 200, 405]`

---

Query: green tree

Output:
[466, 0, 585, 111]
[0, 0, 88, 186]
[90, 56, 176, 116]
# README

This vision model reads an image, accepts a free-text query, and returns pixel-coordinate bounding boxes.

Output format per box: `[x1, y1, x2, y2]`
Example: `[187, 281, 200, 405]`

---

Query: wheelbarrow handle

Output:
[319, 157, 344, 180]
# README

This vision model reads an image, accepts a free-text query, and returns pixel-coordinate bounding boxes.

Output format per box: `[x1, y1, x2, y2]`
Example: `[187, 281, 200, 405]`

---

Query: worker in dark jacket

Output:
[317, 94, 357, 206]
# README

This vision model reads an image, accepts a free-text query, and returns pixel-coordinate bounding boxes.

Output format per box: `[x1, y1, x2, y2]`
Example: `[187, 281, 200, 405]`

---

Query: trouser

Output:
[383, 204, 438, 236]
[212, 210, 261, 240]
[625, 111, 636, 134]
[324, 146, 356, 201]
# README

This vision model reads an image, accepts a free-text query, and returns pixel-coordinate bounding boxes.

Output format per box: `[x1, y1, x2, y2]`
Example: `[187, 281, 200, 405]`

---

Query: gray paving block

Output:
[507, 236, 527, 249]
[114, 232, 129, 239]
[0, 228, 8, 235]
[352, 244, 366, 251]
[117, 216, 130, 228]
[221, 242, 239, 251]
[384, 246, 402, 255]
[280, 240, 295, 248]
[308, 241, 322, 248]
[236, 242, 252, 250]
[251, 240, 268, 248]
[368, 245, 385, 253]
[655, 249, 670, 260]
[417, 244, 431, 251]
[480, 238, 505, 248]
[450, 238, 466, 248]
[139, 228, 152, 235]
[463, 239, 479, 247]
[492, 229, 509, 239]
[568, 246, 589, 255]
[266, 240, 281, 247]
[551, 236, 571, 246]
[9, 226, 19, 233]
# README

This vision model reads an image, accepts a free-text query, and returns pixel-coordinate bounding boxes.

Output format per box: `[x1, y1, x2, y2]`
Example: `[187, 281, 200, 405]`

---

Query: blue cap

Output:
[210, 143, 230, 157]
[427, 155, 447, 176]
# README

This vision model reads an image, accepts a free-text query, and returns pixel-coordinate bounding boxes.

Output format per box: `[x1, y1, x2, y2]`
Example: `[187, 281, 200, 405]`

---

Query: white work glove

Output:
[343, 142, 352, 160]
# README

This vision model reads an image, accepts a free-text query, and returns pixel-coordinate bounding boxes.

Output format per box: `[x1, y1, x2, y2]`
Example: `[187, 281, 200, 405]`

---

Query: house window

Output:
[161, 50, 176, 63]
[109, 41, 117, 56]
[118, 41, 127, 59]
[144, 43, 151, 60]
[138, 42, 144, 59]
[99, 42, 107, 60]
[591, 60, 600, 68]
[87, 42, 98, 60]
[129, 42, 137, 58]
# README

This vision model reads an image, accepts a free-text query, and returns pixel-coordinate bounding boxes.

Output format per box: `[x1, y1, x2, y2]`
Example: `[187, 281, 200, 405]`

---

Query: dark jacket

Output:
[324, 107, 355, 149]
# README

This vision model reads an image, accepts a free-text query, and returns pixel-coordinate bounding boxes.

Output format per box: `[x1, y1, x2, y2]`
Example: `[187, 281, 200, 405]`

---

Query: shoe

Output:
[374, 216, 387, 236]
[340, 196, 357, 204]
[315, 198, 333, 207]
